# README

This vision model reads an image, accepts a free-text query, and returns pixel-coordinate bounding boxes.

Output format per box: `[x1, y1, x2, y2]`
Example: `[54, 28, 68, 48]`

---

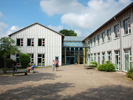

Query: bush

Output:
[127, 68, 133, 78]
[89, 62, 98, 67]
[6, 58, 13, 68]
[98, 63, 115, 72]
[19, 53, 30, 68]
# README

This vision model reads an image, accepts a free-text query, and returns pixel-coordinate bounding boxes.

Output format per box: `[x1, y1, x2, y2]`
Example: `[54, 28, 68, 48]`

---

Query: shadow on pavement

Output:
[62, 85, 133, 100]
[0, 83, 73, 100]
[0, 72, 59, 85]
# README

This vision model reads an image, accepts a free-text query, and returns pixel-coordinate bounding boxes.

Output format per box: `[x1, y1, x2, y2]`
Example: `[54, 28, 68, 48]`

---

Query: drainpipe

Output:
[114, 17, 122, 71]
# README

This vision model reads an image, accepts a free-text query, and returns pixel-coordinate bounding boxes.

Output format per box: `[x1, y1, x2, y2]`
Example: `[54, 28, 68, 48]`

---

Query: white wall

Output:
[10, 23, 62, 67]
[85, 8, 133, 72]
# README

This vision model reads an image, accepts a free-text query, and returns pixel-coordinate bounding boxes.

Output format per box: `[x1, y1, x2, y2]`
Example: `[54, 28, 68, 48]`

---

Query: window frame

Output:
[16, 38, 23, 46]
[107, 29, 111, 41]
[38, 38, 45, 46]
[102, 33, 105, 43]
[27, 38, 34, 46]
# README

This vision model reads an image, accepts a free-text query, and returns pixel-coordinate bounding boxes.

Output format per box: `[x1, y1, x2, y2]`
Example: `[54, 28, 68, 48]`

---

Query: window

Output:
[102, 52, 105, 63]
[94, 54, 96, 61]
[102, 33, 105, 43]
[27, 38, 34, 46]
[16, 54, 19, 63]
[107, 29, 111, 41]
[90, 39, 92, 47]
[124, 18, 131, 35]
[38, 54, 45, 66]
[88, 41, 90, 46]
[17, 39, 23, 46]
[28, 54, 34, 64]
[88, 54, 90, 62]
[91, 54, 93, 61]
[108, 52, 112, 61]
[97, 35, 100, 45]
[38, 39, 45, 46]
[94, 37, 96, 46]
[114, 25, 119, 38]
[98, 53, 100, 65]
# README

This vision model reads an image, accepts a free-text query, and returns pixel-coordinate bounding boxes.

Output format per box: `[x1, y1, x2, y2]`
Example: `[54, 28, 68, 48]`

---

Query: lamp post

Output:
[114, 17, 122, 71]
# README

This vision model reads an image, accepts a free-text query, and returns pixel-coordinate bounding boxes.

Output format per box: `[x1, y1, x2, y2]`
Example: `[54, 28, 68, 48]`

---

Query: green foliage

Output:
[127, 68, 133, 78]
[102, 60, 105, 64]
[59, 29, 77, 36]
[98, 62, 115, 72]
[19, 53, 30, 68]
[6, 58, 13, 68]
[89, 62, 98, 67]
[0, 37, 21, 58]
[106, 61, 111, 64]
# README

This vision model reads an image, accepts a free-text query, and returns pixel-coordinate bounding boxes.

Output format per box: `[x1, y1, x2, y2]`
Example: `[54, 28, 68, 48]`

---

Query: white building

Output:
[83, 2, 133, 72]
[9, 22, 64, 67]
[8, 2, 133, 72]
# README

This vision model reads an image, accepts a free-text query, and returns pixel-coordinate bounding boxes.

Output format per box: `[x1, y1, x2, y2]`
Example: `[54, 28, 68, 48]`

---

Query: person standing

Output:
[12, 60, 17, 71]
[52, 60, 55, 71]
[55, 58, 59, 71]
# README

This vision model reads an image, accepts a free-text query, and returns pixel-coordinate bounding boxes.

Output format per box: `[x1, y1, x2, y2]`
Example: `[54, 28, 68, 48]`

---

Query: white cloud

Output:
[0, 11, 3, 17]
[6, 25, 21, 36]
[74, 30, 82, 36]
[40, 0, 88, 16]
[0, 24, 21, 39]
[48, 25, 63, 32]
[40, 0, 132, 36]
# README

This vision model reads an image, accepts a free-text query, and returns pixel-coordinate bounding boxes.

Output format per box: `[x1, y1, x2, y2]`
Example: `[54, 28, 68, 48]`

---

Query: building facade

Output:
[83, 2, 133, 72]
[9, 22, 64, 67]
[8, 2, 133, 72]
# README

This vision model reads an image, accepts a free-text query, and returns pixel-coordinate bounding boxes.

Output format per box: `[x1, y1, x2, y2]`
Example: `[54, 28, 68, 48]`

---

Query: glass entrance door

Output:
[115, 55, 119, 70]
[66, 56, 76, 65]
[38, 54, 45, 67]
[125, 54, 129, 72]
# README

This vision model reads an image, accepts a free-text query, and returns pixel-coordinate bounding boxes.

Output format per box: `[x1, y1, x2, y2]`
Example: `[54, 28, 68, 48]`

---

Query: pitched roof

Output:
[83, 2, 133, 41]
[64, 36, 86, 42]
[8, 22, 64, 37]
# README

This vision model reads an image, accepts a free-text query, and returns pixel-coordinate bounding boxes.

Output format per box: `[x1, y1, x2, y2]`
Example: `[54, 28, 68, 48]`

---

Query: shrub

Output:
[127, 68, 133, 78]
[6, 58, 13, 68]
[98, 63, 115, 72]
[19, 53, 30, 68]
[106, 61, 111, 64]
[89, 62, 98, 67]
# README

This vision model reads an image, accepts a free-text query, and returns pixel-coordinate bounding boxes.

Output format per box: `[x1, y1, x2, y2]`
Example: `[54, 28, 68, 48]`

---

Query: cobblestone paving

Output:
[0, 65, 133, 100]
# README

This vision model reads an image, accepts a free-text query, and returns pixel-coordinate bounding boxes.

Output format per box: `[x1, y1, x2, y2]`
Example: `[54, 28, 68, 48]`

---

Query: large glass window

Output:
[97, 35, 100, 45]
[17, 39, 23, 46]
[38, 54, 45, 66]
[107, 29, 111, 41]
[88, 41, 90, 46]
[94, 37, 96, 46]
[102, 33, 105, 43]
[38, 39, 45, 46]
[124, 18, 131, 35]
[114, 25, 119, 38]
[91, 54, 93, 62]
[27, 38, 34, 46]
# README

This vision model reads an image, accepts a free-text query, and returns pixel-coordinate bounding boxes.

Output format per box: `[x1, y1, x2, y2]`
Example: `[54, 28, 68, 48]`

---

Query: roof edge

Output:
[8, 22, 65, 37]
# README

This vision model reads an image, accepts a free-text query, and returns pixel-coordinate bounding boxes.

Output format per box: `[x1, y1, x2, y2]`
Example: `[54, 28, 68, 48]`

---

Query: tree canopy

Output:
[59, 29, 77, 36]
[0, 37, 21, 71]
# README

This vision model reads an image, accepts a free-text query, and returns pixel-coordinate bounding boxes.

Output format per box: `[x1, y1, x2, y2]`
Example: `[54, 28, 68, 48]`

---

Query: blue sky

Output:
[0, 0, 133, 38]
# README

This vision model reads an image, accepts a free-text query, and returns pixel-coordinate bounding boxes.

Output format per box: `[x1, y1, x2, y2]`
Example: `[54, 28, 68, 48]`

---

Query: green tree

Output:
[0, 37, 21, 73]
[59, 29, 77, 36]
[19, 53, 30, 68]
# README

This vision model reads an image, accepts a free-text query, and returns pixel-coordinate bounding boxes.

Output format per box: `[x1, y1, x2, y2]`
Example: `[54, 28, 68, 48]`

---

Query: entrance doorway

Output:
[38, 54, 45, 67]
[66, 56, 76, 65]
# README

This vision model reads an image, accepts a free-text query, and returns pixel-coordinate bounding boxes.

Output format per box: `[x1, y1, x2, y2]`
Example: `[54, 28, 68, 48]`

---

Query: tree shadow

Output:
[0, 83, 73, 100]
[62, 85, 133, 100]
[0, 72, 59, 85]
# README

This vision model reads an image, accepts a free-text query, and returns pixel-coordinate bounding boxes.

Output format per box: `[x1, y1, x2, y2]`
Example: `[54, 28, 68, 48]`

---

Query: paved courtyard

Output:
[0, 65, 133, 100]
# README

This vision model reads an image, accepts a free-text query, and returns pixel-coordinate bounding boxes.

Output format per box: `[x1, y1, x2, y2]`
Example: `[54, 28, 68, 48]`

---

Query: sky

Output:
[0, 0, 133, 38]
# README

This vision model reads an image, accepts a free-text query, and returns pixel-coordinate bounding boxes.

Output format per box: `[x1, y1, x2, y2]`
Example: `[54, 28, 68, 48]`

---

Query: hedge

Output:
[6, 58, 13, 68]
[19, 53, 30, 68]
[89, 62, 98, 67]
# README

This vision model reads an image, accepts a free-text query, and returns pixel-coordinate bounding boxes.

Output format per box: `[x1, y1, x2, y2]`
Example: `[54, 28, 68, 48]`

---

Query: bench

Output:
[12, 70, 27, 76]
[84, 64, 95, 69]
[3, 69, 13, 73]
